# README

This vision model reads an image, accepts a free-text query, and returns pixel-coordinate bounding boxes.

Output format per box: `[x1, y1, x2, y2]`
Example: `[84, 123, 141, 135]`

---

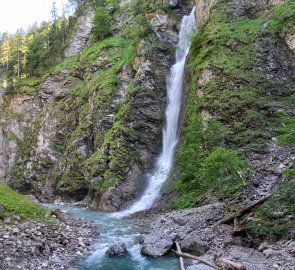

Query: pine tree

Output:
[92, 6, 112, 40]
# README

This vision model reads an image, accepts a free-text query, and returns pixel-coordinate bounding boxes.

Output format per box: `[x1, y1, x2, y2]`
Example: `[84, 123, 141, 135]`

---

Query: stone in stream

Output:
[141, 232, 173, 258]
[106, 240, 128, 256]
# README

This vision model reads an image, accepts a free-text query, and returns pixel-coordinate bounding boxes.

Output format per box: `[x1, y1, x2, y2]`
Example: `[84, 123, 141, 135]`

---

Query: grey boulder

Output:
[179, 231, 209, 256]
[141, 232, 173, 257]
[106, 240, 128, 256]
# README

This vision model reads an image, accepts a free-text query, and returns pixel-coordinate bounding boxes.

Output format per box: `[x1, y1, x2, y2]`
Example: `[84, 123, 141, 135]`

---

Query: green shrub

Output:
[199, 147, 249, 195]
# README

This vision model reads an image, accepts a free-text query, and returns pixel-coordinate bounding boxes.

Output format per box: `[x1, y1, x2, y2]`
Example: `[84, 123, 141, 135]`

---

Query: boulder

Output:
[141, 232, 173, 257]
[106, 240, 128, 256]
[179, 232, 209, 256]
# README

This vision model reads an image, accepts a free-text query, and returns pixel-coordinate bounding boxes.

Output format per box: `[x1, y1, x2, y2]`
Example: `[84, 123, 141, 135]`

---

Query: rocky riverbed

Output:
[0, 212, 99, 270]
[130, 204, 295, 270]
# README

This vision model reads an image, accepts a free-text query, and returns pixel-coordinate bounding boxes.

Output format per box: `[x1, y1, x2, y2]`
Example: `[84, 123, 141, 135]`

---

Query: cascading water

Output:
[118, 7, 197, 216]
[46, 8, 198, 270]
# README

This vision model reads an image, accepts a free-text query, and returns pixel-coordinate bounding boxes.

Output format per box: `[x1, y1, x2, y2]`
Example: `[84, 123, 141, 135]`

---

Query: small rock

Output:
[262, 248, 274, 258]
[4, 217, 11, 224]
[258, 242, 268, 252]
[0, 204, 5, 212]
[78, 241, 85, 248]
[272, 263, 279, 269]
[78, 237, 84, 242]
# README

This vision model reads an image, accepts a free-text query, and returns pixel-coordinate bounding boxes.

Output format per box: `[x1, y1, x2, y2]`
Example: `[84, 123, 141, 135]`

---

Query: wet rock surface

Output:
[0, 213, 99, 270]
[106, 240, 128, 256]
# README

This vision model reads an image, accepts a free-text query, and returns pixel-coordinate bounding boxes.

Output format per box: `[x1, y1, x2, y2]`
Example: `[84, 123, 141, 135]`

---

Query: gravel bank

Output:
[0, 213, 99, 270]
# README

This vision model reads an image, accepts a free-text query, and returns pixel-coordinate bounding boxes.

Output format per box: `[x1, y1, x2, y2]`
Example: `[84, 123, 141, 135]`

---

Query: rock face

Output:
[0, 1, 188, 211]
[0, 94, 43, 181]
[150, 11, 179, 44]
[195, 0, 218, 25]
[106, 240, 128, 256]
[64, 9, 94, 57]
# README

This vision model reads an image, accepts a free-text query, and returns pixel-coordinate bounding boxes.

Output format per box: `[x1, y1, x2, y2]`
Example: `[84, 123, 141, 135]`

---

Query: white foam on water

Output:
[115, 7, 197, 217]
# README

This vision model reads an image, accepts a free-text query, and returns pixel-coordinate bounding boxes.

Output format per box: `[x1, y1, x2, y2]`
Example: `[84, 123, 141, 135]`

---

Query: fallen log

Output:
[215, 195, 271, 226]
[172, 250, 217, 269]
[217, 258, 246, 270]
[175, 241, 185, 270]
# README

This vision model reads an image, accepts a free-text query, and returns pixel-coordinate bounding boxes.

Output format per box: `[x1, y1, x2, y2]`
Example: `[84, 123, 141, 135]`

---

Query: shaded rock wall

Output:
[0, 94, 43, 181]
[0, 1, 195, 211]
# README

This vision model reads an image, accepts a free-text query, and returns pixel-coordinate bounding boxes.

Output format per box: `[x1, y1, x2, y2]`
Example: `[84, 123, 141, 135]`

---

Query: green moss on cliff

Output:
[172, 0, 295, 213]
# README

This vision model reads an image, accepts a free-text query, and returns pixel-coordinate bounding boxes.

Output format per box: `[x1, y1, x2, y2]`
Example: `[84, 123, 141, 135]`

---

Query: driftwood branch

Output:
[172, 250, 217, 269]
[215, 195, 271, 226]
[217, 258, 246, 270]
[175, 241, 185, 270]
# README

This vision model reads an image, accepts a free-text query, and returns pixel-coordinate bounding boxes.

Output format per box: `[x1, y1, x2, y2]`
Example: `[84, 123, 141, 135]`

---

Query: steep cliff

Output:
[0, 0, 193, 211]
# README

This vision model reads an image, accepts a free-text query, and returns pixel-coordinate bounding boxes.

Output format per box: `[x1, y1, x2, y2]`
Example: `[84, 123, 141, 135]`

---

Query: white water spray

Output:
[117, 8, 197, 216]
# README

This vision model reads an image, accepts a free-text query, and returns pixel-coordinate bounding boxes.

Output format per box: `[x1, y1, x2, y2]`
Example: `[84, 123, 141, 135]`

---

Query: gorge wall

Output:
[0, 0, 193, 211]
[167, 0, 295, 238]
[0, 0, 294, 241]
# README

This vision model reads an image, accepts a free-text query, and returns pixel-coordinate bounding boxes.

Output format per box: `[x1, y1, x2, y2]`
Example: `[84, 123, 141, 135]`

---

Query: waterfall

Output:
[118, 8, 197, 216]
